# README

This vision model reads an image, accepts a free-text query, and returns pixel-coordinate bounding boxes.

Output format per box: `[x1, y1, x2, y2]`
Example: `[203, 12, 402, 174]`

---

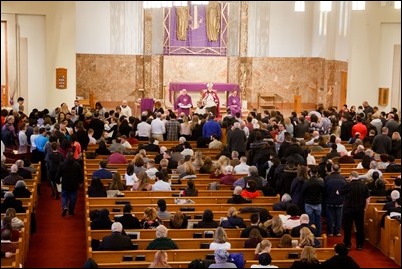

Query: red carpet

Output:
[24, 183, 86, 268]
[327, 235, 399, 268]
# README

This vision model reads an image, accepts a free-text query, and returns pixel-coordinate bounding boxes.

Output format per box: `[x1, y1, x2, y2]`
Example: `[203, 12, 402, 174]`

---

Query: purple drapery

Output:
[166, 6, 223, 55]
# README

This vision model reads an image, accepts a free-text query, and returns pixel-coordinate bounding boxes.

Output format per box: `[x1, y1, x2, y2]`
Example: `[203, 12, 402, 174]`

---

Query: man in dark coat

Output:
[98, 222, 133, 251]
[1, 192, 26, 213]
[55, 152, 83, 216]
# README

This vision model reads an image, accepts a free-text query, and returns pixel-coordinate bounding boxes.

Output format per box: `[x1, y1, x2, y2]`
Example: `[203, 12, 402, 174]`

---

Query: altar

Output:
[169, 82, 240, 108]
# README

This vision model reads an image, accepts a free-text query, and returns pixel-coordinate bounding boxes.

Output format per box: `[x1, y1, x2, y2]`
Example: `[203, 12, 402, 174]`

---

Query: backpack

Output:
[228, 252, 245, 268]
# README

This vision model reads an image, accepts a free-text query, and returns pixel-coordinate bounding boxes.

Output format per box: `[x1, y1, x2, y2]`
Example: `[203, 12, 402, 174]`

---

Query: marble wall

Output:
[76, 53, 347, 112]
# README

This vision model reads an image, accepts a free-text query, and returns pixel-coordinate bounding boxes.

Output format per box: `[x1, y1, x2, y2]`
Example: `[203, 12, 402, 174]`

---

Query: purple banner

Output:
[164, 4, 227, 56]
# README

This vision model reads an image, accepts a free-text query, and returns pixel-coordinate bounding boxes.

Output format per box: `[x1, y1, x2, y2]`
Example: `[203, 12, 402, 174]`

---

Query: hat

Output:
[214, 249, 229, 263]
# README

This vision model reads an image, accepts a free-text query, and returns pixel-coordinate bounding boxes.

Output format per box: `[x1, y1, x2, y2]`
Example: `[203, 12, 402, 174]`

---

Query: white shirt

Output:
[124, 173, 138, 186]
[209, 242, 231, 250]
[234, 163, 250, 174]
[146, 167, 159, 179]
[136, 122, 151, 137]
[120, 105, 132, 118]
[152, 180, 172, 191]
[121, 140, 132, 149]
[306, 154, 316, 165]
[151, 118, 166, 135]
[250, 265, 278, 268]
[30, 134, 40, 152]
[18, 131, 28, 146]
[88, 135, 97, 145]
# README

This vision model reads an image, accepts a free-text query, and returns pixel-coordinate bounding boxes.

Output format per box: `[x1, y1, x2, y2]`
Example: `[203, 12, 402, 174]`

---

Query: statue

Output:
[176, 7, 189, 41]
[206, 2, 221, 42]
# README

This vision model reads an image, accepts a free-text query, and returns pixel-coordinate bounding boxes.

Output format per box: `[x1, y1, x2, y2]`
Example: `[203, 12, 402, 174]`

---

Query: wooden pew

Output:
[394, 225, 401, 266]
[380, 216, 401, 257]
[89, 247, 335, 263]
[0, 248, 21, 268]
[86, 195, 279, 206]
[86, 202, 275, 213]
[89, 236, 328, 249]
[367, 207, 386, 247]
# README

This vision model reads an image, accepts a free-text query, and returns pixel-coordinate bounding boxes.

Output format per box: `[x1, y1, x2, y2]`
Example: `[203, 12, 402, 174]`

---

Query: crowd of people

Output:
[1, 96, 401, 267]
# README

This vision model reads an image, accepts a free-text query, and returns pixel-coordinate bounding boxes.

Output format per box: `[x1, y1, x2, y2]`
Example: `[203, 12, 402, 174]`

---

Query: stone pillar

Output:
[143, 9, 153, 97]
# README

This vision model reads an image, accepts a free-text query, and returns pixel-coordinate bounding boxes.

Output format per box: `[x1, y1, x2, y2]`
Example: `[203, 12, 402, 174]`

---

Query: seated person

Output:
[261, 216, 287, 238]
[92, 160, 113, 179]
[156, 199, 172, 220]
[298, 227, 321, 248]
[220, 207, 246, 229]
[381, 198, 401, 228]
[141, 207, 163, 229]
[0, 217, 19, 241]
[181, 180, 198, 197]
[220, 165, 237, 185]
[251, 253, 278, 268]
[291, 214, 318, 237]
[209, 227, 231, 250]
[91, 209, 113, 230]
[227, 186, 252, 204]
[282, 204, 301, 231]
[12, 180, 32, 198]
[321, 243, 360, 269]
[87, 177, 107, 197]
[197, 209, 219, 229]
[169, 211, 188, 229]
[146, 225, 178, 250]
[272, 193, 293, 211]
[1, 230, 17, 253]
[244, 229, 263, 249]
[241, 180, 262, 199]
[97, 222, 134, 251]
[209, 248, 237, 268]
[152, 172, 172, 191]
[240, 213, 268, 238]
[290, 246, 321, 268]
[114, 204, 141, 229]
[1, 192, 25, 213]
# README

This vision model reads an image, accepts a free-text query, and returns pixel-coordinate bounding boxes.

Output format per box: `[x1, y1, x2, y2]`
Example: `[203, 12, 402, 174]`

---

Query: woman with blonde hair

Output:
[192, 150, 204, 171]
[262, 216, 286, 237]
[299, 227, 320, 248]
[141, 207, 162, 229]
[209, 226, 231, 250]
[290, 246, 321, 268]
[131, 171, 152, 191]
[220, 207, 246, 229]
[180, 115, 192, 141]
[109, 172, 126, 191]
[254, 239, 272, 260]
[217, 155, 230, 174]
[148, 250, 171, 268]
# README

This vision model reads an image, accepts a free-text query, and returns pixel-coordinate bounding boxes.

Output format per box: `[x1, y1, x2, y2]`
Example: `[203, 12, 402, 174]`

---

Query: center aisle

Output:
[25, 184, 87, 268]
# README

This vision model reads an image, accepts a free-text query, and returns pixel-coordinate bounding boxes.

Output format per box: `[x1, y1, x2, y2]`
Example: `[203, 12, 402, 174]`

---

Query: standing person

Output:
[324, 163, 347, 237]
[12, 97, 24, 113]
[302, 166, 325, 236]
[175, 89, 193, 116]
[202, 83, 220, 117]
[47, 142, 64, 199]
[120, 100, 132, 118]
[227, 90, 241, 117]
[55, 151, 83, 217]
[339, 171, 370, 250]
